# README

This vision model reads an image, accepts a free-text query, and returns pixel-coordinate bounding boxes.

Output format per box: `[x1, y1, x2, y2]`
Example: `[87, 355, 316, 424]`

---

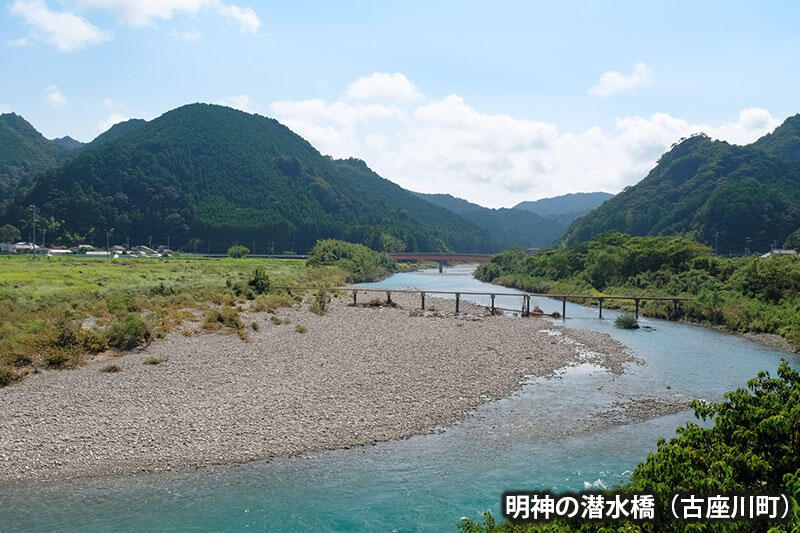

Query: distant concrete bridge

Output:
[388, 252, 493, 272]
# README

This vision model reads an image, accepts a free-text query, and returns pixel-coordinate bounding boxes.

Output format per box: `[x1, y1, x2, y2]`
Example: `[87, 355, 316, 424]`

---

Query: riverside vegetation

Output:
[475, 231, 800, 351]
[0, 239, 394, 387]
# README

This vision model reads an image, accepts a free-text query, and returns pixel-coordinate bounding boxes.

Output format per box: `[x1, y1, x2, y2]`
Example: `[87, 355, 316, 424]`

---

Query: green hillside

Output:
[415, 192, 565, 248]
[0, 113, 71, 203]
[561, 116, 800, 254]
[1, 104, 495, 253]
[514, 191, 613, 219]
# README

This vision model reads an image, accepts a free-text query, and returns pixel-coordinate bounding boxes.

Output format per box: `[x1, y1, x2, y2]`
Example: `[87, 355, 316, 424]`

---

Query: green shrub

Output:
[204, 307, 243, 330]
[248, 266, 271, 295]
[100, 364, 122, 373]
[227, 245, 250, 259]
[295, 324, 307, 333]
[614, 313, 639, 329]
[107, 313, 151, 350]
[80, 328, 109, 353]
[143, 355, 167, 365]
[0, 365, 17, 387]
[308, 239, 396, 282]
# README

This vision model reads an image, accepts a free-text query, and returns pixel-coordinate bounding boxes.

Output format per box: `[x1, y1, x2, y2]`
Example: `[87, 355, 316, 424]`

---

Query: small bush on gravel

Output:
[615, 313, 640, 329]
[0, 365, 17, 387]
[143, 355, 167, 365]
[81, 328, 109, 353]
[309, 288, 329, 315]
[295, 324, 307, 333]
[251, 322, 260, 331]
[270, 315, 283, 325]
[253, 293, 291, 312]
[204, 307, 243, 330]
[100, 364, 122, 373]
[108, 313, 151, 350]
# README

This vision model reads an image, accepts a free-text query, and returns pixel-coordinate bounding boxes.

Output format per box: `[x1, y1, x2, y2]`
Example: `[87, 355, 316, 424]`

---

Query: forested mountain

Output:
[561, 115, 800, 254]
[0, 113, 73, 203]
[514, 191, 613, 219]
[414, 192, 565, 248]
[0, 104, 496, 253]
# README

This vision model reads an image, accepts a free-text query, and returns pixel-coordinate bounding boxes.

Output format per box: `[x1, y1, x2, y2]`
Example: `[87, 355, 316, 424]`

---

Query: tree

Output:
[227, 245, 250, 258]
[0, 224, 21, 243]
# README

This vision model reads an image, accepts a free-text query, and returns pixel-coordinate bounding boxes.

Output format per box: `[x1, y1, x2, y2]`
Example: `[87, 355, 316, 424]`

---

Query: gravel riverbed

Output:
[0, 293, 636, 483]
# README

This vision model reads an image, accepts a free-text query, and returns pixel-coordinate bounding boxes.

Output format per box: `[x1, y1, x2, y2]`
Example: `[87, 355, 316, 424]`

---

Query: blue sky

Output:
[1, 1, 799, 206]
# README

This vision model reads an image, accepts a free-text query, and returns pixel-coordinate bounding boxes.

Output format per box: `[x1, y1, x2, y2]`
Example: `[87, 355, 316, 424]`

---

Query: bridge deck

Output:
[273, 285, 692, 319]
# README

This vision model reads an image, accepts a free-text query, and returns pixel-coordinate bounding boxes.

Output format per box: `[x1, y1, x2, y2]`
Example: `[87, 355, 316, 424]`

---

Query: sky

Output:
[1, 1, 799, 207]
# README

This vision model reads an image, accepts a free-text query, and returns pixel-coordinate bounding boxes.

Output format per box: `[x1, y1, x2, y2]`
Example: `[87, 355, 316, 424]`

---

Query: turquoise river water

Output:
[3, 266, 797, 532]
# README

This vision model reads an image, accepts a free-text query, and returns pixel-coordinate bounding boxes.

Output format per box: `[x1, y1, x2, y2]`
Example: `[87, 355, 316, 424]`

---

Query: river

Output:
[3, 266, 796, 532]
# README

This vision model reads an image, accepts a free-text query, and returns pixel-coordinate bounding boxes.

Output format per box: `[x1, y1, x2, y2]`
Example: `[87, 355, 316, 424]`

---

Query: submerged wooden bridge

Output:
[273, 286, 693, 319]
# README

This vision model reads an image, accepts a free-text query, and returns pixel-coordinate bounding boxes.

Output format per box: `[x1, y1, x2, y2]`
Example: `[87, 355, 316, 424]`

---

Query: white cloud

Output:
[215, 3, 260, 33]
[588, 62, 654, 97]
[78, 0, 260, 33]
[219, 94, 254, 113]
[344, 72, 423, 103]
[97, 112, 128, 132]
[8, 37, 30, 46]
[167, 29, 202, 41]
[10, 0, 113, 51]
[43, 85, 68, 109]
[269, 74, 781, 207]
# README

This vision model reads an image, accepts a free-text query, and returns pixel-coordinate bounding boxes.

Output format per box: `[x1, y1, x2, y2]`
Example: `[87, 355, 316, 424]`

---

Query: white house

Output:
[760, 249, 798, 258]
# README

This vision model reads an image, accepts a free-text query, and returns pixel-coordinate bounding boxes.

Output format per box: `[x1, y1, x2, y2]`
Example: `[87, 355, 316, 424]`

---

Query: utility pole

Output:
[106, 232, 110, 262]
[126, 237, 130, 250]
[29, 205, 36, 251]
[41, 228, 46, 252]
[714, 232, 719, 256]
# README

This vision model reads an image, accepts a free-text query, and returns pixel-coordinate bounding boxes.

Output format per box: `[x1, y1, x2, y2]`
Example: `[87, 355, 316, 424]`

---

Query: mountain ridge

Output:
[0, 104, 497, 253]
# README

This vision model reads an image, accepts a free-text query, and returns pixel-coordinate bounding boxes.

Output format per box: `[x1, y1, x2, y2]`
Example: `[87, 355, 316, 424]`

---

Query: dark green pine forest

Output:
[561, 115, 800, 254]
[0, 104, 497, 253]
[0, 113, 82, 205]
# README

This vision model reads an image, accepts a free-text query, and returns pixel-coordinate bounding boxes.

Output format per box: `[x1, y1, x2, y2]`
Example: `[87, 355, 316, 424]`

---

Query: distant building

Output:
[525, 247, 543, 255]
[10, 242, 39, 254]
[760, 249, 797, 258]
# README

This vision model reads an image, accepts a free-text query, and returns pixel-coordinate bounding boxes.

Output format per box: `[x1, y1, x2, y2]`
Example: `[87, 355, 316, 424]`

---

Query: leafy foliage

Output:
[0, 223, 20, 243]
[307, 239, 396, 282]
[614, 313, 639, 329]
[248, 266, 271, 294]
[562, 117, 800, 254]
[476, 232, 800, 349]
[1, 104, 495, 253]
[227, 245, 250, 258]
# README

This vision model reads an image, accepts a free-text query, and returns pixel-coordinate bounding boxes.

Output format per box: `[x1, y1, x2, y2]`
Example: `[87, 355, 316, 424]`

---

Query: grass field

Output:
[0, 254, 346, 385]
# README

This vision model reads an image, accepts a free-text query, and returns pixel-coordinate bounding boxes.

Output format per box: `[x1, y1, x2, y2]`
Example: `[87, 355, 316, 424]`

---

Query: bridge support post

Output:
[490, 294, 495, 314]
[526, 295, 530, 316]
[353, 290, 357, 306]
[598, 298, 603, 319]
[438, 260, 443, 273]
[386, 291, 392, 305]
[455, 293, 460, 313]
[421, 292, 425, 310]
[673, 299, 678, 317]
[562, 297, 566, 320]
[634, 298, 640, 319]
